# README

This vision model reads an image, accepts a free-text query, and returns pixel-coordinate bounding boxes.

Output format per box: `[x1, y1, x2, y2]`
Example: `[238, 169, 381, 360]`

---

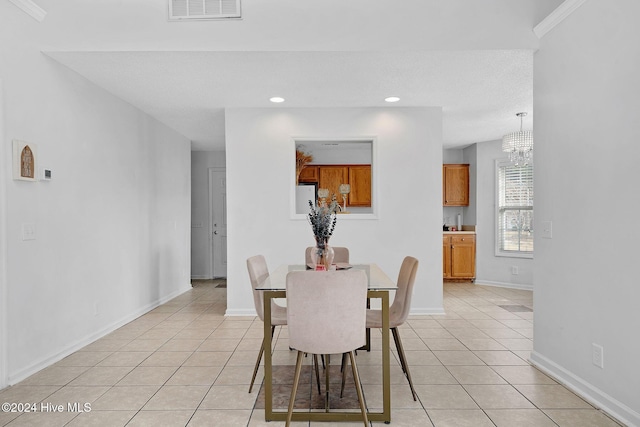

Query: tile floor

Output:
[0, 280, 625, 426]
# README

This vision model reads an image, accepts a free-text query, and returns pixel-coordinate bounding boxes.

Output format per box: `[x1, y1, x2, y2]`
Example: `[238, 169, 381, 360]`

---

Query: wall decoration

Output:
[13, 140, 38, 181]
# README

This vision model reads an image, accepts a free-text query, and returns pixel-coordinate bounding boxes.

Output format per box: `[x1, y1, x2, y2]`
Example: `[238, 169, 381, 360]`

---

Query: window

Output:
[496, 161, 533, 257]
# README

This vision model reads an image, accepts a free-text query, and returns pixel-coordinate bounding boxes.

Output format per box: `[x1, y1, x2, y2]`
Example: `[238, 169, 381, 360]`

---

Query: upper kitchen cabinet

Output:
[443, 164, 469, 206]
[318, 166, 349, 203]
[298, 166, 319, 183]
[347, 165, 371, 207]
[309, 165, 371, 207]
[294, 139, 374, 215]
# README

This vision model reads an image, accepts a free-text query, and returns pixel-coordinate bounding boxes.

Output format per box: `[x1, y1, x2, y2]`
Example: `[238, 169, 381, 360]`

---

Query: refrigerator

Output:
[295, 184, 317, 214]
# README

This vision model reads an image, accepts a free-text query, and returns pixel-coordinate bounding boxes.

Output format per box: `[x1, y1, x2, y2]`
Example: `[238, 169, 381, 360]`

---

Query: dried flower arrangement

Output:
[307, 199, 337, 248]
[295, 149, 313, 183]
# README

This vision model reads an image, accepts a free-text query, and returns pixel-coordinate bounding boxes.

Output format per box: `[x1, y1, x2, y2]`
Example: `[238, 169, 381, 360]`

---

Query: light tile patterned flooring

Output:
[0, 280, 624, 426]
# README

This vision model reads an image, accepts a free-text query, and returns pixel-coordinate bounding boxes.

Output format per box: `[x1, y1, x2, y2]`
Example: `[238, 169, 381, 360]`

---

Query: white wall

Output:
[1, 5, 191, 384]
[225, 107, 444, 316]
[191, 151, 226, 279]
[462, 144, 477, 226]
[0, 78, 7, 389]
[532, 1, 640, 425]
[474, 140, 533, 289]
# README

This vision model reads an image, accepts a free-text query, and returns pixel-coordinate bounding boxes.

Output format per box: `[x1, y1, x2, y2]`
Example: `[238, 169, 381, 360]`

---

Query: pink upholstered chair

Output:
[365, 256, 419, 401]
[285, 270, 369, 427]
[246, 255, 288, 393]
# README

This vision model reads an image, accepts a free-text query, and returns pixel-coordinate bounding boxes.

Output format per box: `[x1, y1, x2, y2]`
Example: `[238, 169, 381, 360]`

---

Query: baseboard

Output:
[190, 275, 210, 280]
[6, 283, 192, 386]
[530, 351, 639, 427]
[474, 278, 533, 291]
[225, 308, 257, 317]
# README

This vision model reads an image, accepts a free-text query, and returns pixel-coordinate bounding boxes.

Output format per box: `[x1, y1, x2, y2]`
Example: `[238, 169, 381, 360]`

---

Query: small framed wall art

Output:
[13, 140, 38, 181]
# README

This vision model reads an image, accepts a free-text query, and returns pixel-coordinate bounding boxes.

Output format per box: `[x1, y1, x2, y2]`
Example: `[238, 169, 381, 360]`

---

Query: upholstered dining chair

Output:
[246, 255, 288, 393]
[285, 270, 369, 427]
[305, 246, 351, 368]
[364, 256, 419, 401]
[305, 246, 349, 266]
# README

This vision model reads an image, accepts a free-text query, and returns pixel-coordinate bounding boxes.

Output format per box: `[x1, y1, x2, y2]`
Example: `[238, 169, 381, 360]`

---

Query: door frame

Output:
[0, 78, 8, 389]
[208, 167, 227, 278]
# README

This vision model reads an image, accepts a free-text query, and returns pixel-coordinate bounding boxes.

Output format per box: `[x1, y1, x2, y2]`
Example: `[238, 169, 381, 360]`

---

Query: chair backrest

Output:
[286, 270, 367, 355]
[246, 255, 269, 321]
[389, 256, 419, 326]
[305, 246, 349, 265]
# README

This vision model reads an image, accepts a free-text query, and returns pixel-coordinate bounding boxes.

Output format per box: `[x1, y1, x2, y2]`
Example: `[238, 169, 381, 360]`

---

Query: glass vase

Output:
[311, 240, 335, 270]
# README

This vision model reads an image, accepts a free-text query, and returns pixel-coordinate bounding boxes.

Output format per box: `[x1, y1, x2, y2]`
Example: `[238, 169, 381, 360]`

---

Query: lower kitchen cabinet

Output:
[443, 233, 476, 280]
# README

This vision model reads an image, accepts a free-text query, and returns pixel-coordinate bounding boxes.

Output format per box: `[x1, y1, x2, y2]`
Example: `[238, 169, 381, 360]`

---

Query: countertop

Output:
[443, 225, 476, 235]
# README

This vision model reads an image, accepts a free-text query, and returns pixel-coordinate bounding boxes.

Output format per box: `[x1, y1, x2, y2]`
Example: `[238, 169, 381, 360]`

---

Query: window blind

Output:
[497, 162, 533, 254]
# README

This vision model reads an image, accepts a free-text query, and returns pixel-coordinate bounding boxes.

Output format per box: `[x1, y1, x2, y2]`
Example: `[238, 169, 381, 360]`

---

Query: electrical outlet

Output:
[542, 221, 553, 239]
[511, 266, 519, 275]
[592, 343, 604, 368]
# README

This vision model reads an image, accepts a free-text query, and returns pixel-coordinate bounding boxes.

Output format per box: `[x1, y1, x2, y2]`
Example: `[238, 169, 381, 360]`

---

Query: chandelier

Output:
[502, 112, 533, 166]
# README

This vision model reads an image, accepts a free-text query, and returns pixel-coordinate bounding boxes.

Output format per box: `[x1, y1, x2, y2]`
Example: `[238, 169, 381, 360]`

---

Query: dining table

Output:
[256, 263, 397, 423]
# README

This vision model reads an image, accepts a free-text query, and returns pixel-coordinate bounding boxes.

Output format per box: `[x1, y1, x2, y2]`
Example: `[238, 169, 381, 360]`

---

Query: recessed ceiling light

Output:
[385, 97, 400, 103]
[270, 97, 285, 103]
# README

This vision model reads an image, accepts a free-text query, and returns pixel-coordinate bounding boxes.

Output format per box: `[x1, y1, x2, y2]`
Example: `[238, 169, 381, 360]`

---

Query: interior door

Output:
[209, 168, 227, 278]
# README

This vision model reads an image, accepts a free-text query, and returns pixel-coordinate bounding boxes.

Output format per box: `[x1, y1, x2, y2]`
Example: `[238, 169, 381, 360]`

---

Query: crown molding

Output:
[534, 0, 588, 39]
[8, 0, 47, 22]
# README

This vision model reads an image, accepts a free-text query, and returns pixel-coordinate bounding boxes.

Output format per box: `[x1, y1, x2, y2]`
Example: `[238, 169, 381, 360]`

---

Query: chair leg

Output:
[313, 354, 321, 394]
[392, 327, 417, 401]
[325, 354, 331, 412]
[340, 353, 348, 397]
[248, 338, 265, 393]
[348, 351, 369, 427]
[285, 351, 304, 427]
[249, 325, 275, 393]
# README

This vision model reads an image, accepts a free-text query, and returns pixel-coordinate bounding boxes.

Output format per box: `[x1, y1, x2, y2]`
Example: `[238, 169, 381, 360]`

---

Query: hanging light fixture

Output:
[502, 112, 533, 166]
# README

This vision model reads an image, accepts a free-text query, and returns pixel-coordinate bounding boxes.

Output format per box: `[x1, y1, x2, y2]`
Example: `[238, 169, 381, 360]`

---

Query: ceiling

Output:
[36, 1, 563, 151]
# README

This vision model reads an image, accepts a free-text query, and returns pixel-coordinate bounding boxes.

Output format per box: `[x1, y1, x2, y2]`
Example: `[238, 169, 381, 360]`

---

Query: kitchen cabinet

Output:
[443, 164, 469, 206]
[443, 233, 475, 280]
[301, 164, 372, 207]
[298, 166, 319, 183]
[319, 166, 348, 204]
[347, 165, 371, 207]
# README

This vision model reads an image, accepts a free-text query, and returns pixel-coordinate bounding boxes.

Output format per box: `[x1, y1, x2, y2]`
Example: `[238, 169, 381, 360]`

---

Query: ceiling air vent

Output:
[169, 0, 241, 20]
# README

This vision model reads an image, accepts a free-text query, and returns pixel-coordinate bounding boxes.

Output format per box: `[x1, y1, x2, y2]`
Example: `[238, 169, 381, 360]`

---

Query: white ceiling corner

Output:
[8, 0, 46, 22]
[534, 0, 589, 38]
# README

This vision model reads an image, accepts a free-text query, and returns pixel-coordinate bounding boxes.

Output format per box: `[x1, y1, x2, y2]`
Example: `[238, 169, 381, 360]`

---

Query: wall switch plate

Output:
[511, 266, 519, 275]
[542, 221, 553, 239]
[22, 223, 36, 241]
[592, 343, 604, 368]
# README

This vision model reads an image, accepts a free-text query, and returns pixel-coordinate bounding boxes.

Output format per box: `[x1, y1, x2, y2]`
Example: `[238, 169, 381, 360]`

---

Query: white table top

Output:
[257, 264, 397, 291]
